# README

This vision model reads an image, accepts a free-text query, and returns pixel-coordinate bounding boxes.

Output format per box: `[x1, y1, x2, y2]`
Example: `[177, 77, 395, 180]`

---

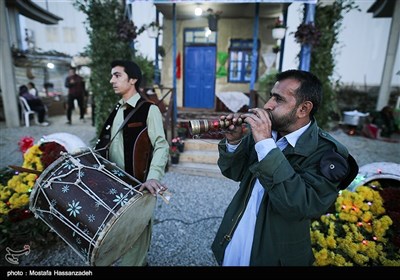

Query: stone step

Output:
[169, 138, 222, 177]
[180, 150, 218, 165]
[183, 139, 220, 151]
[168, 162, 223, 178]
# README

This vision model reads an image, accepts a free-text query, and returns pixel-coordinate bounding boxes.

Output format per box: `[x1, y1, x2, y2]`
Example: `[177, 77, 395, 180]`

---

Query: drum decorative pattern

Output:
[30, 150, 142, 265]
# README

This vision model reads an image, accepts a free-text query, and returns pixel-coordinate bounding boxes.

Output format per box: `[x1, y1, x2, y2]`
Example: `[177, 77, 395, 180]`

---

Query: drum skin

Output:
[92, 193, 155, 266]
[29, 149, 155, 266]
[39, 132, 87, 154]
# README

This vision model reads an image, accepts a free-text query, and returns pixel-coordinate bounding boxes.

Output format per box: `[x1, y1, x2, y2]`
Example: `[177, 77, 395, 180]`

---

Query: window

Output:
[63, 27, 76, 43]
[184, 28, 217, 45]
[46, 27, 59, 42]
[228, 39, 259, 83]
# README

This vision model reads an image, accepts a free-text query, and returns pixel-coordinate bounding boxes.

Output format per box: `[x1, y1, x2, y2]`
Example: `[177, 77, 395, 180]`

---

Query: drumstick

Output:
[8, 165, 42, 175]
[159, 190, 172, 205]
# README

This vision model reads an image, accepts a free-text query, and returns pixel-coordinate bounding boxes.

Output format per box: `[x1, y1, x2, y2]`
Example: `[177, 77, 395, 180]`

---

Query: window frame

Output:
[228, 39, 260, 83]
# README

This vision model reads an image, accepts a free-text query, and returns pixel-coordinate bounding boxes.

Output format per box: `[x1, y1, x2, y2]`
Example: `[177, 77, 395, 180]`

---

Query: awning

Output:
[147, 0, 316, 20]
[367, 0, 395, 18]
[13, 51, 71, 68]
[155, 2, 284, 20]
[5, 0, 62, 24]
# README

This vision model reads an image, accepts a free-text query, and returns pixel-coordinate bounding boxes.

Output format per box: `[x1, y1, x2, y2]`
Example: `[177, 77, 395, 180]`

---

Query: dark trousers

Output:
[67, 94, 85, 122]
[28, 99, 46, 123]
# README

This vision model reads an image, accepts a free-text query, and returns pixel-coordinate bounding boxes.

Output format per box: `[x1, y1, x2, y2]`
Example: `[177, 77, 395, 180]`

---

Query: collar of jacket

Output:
[285, 118, 319, 157]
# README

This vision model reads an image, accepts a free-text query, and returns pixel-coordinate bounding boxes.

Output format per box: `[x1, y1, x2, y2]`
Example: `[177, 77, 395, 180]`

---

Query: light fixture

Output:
[47, 62, 54, 69]
[195, 7, 203, 16]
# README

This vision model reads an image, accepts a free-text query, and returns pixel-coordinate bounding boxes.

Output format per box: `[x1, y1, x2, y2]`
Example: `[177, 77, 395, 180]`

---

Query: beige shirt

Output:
[109, 94, 169, 181]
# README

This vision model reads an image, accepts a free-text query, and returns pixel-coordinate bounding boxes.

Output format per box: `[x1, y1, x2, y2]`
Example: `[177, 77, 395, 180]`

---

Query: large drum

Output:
[346, 161, 400, 191]
[29, 149, 156, 266]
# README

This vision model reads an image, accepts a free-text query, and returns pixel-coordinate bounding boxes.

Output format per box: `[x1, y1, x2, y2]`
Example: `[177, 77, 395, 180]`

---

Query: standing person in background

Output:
[212, 69, 358, 266]
[27, 82, 39, 97]
[65, 66, 86, 124]
[19, 85, 49, 126]
[95, 60, 169, 266]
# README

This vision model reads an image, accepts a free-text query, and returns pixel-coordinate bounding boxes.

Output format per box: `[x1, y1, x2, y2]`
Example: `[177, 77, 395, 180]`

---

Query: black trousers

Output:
[67, 94, 85, 121]
[28, 99, 46, 123]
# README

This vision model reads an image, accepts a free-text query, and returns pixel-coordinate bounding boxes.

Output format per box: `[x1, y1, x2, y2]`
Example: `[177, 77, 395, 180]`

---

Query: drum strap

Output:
[97, 100, 146, 156]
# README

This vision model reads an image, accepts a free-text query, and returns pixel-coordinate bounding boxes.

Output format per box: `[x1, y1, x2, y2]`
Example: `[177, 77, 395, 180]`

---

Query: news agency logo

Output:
[5, 245, 30, 265]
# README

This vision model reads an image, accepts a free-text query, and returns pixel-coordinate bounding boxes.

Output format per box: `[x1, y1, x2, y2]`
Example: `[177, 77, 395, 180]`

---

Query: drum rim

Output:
[90, 193, 156, 266]
[347, 161, 400, 192]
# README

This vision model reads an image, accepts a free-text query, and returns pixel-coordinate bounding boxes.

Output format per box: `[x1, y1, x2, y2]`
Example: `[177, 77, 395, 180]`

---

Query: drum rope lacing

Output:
[30, 149, 145, 264]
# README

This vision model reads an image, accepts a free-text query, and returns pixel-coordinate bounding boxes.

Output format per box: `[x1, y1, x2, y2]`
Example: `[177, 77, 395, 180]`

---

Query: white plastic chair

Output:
[19, 96, 36, 127]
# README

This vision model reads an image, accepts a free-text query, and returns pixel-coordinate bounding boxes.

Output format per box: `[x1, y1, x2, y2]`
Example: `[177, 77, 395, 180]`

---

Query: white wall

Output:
[282, 0, 400, 87]
[131, 1, 160, 60]
[22, 1, 159, 59]
[20, 0, 89, 57]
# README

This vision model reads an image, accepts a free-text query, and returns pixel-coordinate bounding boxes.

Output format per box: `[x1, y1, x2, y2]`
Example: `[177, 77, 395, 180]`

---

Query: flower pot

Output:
[272, 27, 286, 40]
[177, 143, 184, 153]
[171, 155, 180, 164]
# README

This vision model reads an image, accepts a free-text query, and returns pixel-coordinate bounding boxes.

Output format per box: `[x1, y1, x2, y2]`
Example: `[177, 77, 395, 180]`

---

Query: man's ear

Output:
[298, 101, 313, 118]
[130, 78, 137, 85]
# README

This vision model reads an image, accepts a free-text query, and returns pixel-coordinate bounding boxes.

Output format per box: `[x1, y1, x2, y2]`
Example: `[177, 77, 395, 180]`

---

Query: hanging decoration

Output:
[117, 19, 137, 42]
[293, 22, 321, 46]
[216, 52, 228, 78]
[176, 52, 181, 79]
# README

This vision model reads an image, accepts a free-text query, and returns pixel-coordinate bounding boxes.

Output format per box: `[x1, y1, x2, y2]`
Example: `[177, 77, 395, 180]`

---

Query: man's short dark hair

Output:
[111, 60, 142, 92]
[276, 69, 322, 118]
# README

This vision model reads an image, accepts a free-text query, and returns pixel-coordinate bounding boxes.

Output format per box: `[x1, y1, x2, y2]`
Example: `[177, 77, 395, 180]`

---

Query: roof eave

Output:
[367, 0, 394, 18]
[6, 0, 62, 24]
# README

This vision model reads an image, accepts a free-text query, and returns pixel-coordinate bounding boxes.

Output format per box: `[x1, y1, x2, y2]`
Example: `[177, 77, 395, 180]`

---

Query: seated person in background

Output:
[27, 82, 39, 97]
[19, 85, 49, 126]
[372, 106, 397, 138]
[362, 105, 398, 141]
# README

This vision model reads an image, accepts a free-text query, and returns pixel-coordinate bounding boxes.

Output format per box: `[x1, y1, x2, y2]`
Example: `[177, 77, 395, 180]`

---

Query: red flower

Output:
[39, 142, 67, 168]
[18, 136, 34, 154]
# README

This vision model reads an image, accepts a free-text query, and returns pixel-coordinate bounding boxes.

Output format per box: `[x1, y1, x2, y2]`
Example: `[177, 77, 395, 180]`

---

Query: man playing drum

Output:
[95, 60, 169, 266]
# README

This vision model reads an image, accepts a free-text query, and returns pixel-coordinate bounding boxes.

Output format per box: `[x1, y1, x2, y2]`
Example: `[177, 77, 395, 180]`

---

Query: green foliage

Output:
[73, 0, 155, 136]
[74, 0, 132, 135]
[258, 69, 278, 104]
[134, 55, 154, 89]
[310, 0, 359, 130]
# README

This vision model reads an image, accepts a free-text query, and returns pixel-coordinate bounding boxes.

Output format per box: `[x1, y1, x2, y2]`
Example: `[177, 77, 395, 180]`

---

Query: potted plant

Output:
[310, 181, 400, 266]
[293, 22, 321, 46]
[146, 21, 162, 38]
[272, 45, 281, 54]
[272, 17, 286, 40]
[171, 137, 185, 153]
[177, 124, 188, 139]
[169, 146, 180, 164]
[206, 8, 222, 32]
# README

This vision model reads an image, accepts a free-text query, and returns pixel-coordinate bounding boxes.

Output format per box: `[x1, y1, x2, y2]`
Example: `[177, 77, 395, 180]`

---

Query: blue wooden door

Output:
[184, 46, 216, 108]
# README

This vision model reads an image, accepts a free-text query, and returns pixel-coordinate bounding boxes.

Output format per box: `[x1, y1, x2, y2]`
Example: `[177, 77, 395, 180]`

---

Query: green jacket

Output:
[212, 120, 350, 266]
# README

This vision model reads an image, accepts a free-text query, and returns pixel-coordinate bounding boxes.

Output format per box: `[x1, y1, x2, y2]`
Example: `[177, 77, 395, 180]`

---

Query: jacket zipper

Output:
[220, 175, 256, 245]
